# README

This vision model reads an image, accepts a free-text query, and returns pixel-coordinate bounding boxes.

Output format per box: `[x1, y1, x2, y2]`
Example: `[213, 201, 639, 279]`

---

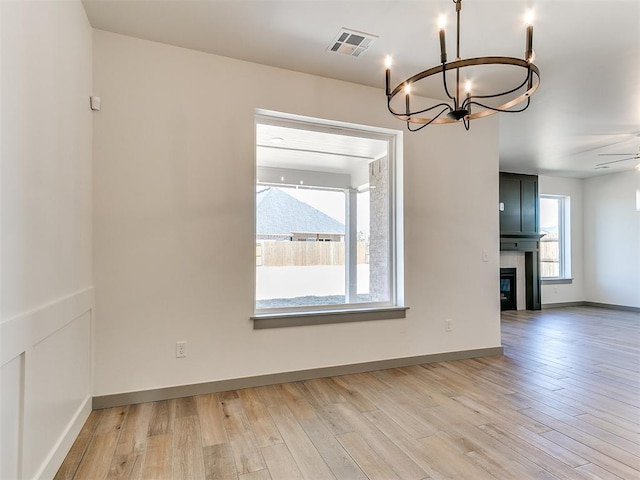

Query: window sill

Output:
[252, 306, 409, 329]
[542, 278, 574, 285]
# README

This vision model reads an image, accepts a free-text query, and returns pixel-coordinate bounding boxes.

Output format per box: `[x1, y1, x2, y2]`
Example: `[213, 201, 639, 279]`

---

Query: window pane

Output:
[540, 197, 560, 278]
[256, 187, 346, 309]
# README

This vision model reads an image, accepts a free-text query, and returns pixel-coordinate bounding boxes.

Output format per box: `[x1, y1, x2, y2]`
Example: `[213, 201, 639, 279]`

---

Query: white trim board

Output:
[37, 396, 92, 480]
[1, 288, 94, 366]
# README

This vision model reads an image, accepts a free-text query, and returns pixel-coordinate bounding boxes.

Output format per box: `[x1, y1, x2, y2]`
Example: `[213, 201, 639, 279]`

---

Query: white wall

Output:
[538, 175, 585, 305]
[584, 170, 640, 308]
[0, 1, 93, 478]
[92, 30, 501, 397]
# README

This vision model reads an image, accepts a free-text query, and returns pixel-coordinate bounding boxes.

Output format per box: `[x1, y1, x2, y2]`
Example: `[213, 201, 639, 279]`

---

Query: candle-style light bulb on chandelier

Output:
[385, 0, 540, 131]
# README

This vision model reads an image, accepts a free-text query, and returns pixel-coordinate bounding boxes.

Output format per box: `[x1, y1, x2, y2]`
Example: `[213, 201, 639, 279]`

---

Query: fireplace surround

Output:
[499, 235, 542, 310]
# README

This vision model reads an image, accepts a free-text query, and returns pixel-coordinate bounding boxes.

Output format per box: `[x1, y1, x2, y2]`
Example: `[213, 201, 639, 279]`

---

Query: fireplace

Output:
[500, 268, 517, 311]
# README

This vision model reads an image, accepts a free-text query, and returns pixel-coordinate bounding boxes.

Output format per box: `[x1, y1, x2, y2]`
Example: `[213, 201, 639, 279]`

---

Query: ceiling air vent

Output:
[328, 28, 378, 57]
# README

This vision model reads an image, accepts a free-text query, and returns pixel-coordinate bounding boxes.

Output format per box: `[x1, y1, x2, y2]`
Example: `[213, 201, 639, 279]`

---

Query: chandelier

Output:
[385, 0, 540, 131]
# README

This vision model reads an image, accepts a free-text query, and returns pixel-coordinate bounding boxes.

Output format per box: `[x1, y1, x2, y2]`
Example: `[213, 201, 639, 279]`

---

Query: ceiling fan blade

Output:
[597, 153, 637, 156]
[595, 156, 640, 166]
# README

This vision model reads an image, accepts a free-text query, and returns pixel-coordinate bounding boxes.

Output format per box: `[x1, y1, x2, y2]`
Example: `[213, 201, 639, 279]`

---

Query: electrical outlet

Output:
[445, 319, 453, 332]
[176, 341, 187, 358]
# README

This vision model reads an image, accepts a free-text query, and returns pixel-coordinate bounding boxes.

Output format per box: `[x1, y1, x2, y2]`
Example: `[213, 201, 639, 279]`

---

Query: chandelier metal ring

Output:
[387, 57, 541, 125]
[384, 0, 540, 131]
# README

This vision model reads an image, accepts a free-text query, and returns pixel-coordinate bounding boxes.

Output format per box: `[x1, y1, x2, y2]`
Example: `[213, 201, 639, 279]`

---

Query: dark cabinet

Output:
[499, 172, 538, 234]
[499, 176, 522, 232]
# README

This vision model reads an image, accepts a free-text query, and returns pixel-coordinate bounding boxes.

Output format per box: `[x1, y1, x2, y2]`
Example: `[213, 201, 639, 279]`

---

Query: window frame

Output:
[252, 110, 405, 326]
[539, 194, 571, 281]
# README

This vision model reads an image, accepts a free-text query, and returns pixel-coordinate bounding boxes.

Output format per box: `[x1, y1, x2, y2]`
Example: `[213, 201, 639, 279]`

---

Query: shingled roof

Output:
[256, 187, 345, 236]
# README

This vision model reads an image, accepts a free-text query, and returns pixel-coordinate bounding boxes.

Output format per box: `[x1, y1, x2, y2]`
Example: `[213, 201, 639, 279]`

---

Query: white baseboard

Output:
[36, 395, 92, 480]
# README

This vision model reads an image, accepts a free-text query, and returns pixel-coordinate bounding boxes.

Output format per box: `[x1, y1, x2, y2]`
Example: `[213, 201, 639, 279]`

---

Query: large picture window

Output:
[540, 195, 570, 279]
[254, 112, 402, 316]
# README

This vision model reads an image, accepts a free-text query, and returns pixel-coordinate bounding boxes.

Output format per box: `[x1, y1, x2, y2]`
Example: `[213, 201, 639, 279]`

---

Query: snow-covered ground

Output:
[256, 265, 370, 300]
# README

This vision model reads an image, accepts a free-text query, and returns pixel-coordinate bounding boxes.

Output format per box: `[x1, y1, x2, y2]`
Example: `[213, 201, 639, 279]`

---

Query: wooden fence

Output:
[540, 233, 560, 277]
[256, 242, 367, 266]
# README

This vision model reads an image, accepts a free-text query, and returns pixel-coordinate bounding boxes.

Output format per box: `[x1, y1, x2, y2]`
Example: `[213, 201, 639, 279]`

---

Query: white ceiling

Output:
[82, 0, 640, 178]
[256, 124, 387, 176]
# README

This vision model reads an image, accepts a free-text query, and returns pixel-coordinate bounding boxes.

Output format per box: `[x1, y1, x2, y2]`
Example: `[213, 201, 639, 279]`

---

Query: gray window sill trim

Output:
[542, 278, 574, 285]
[252, 306, 409, 329]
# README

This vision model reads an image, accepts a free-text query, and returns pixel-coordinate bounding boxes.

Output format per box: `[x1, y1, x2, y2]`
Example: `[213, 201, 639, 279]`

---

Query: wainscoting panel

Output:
[0, 288, 93, 479]
[1, 353, 25, 480]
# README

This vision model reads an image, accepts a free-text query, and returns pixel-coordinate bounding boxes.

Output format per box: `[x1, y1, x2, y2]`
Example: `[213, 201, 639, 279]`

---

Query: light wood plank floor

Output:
[56, 307, 640, 479]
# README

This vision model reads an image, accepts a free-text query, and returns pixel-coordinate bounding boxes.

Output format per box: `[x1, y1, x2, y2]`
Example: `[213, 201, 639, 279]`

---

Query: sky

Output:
[282, 186, 371, 234]
[539, 197, 559, 233]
